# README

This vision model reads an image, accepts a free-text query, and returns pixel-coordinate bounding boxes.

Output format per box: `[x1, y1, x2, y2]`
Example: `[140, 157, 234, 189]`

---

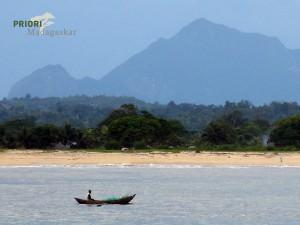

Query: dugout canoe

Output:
[74, 194, 136, 205]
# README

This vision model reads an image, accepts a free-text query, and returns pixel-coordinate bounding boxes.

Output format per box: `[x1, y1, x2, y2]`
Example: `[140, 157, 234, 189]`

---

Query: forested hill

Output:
[1, 95, 300, 131]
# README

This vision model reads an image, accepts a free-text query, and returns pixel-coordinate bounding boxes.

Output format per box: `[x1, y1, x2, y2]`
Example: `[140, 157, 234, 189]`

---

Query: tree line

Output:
[2, 95, 300, 131]
[0, 104, 185, 149]
[0, 103, 299, 150]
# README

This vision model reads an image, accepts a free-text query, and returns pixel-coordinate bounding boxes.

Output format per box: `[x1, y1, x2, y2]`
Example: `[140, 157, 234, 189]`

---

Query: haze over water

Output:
[0, 166, 300, 225]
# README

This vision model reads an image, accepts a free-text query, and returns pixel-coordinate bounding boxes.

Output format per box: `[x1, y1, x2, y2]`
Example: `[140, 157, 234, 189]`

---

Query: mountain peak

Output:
[32, 64, 70, 78]
[171, 18, 242, 45]
[42, 64, 65, 70]
[8, 65, 75, 98]
[8, 65, 101, 98]
[187, 18, 218, 27]
[177, 18, 233, 34]
[99, 18, 300, 104]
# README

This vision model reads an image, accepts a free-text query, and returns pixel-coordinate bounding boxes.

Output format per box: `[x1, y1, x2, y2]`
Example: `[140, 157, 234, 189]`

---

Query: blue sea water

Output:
[0, 166, 300, 225]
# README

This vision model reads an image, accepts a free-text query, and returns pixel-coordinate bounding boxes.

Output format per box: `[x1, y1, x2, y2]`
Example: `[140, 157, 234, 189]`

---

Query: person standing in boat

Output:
[87, 190, 94, 201]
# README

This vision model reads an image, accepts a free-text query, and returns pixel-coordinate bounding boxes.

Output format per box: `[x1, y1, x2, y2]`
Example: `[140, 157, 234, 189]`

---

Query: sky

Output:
[1, 0, 300, 98]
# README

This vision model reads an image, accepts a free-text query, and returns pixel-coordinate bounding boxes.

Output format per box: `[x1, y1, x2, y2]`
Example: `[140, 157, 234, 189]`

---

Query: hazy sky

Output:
[1, 0, 300, 97]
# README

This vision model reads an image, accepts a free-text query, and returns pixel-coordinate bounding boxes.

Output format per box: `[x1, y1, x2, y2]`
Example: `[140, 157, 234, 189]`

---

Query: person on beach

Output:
[87, 190, 94, 201]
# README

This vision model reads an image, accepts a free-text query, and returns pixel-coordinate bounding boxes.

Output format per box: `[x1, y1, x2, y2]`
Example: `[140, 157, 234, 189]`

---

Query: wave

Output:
[1, 164, 300, 169]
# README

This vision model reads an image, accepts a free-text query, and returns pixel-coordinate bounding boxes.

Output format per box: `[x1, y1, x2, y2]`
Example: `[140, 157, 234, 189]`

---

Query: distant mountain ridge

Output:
[8, 65, 100, 98]
[8, 18, 300, 104]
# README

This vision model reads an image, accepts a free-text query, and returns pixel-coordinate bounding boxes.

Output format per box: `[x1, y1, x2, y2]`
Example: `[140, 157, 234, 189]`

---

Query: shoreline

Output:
[1, 150, 300, 167]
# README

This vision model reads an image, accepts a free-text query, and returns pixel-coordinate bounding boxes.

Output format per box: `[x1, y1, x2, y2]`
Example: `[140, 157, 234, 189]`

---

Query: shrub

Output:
[133, 141, 147, 149]
[104, 140, 121, 150]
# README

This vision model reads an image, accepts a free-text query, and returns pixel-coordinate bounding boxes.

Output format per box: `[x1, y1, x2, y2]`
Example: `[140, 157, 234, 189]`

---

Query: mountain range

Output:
[8, 18, 300, 104]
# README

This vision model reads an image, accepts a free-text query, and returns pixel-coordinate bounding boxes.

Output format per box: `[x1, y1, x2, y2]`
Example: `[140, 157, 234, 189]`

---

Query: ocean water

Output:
[1, 166, 300, 225]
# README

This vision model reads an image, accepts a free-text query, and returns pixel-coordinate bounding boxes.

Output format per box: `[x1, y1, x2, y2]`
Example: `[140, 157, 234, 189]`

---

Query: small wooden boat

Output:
[74, 194, 136, 205]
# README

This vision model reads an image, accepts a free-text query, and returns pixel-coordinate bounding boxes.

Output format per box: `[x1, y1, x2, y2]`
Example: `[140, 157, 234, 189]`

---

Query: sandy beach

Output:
[0, 150, 300, 166]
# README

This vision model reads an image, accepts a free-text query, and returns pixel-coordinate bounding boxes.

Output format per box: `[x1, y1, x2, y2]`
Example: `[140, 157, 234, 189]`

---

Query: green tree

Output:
[201, 120, 237, 145]
[200, 111, 270, 146]
[100, 105, 185, 148]
[25, 124, 62, 149]
[0, 119, 35, 148]
[269, 115, 300, 147]
[79, 128, 103, 148]
[61, 123, 82, 146]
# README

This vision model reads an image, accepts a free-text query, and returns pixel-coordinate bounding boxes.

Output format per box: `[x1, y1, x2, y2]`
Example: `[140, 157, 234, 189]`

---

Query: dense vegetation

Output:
[269, 115, 300, 148]
[1, 96, 300, 150]
[200, 111, 270, 146]
[0, 104, 185, 149]
[2, 95, 300, 131]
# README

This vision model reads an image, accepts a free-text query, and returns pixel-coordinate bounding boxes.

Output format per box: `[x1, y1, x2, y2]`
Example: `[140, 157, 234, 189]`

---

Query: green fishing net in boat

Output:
[105, 196, 120, 201]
